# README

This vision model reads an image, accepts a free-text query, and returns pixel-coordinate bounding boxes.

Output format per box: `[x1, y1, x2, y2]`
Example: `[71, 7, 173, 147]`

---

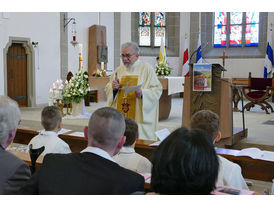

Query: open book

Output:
[235, 147, 274, 162]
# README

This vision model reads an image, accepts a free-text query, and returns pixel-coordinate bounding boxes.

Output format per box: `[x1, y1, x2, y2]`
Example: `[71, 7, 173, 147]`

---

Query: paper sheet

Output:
[68, 132, 85, 137]
[121, 84, 142, 96]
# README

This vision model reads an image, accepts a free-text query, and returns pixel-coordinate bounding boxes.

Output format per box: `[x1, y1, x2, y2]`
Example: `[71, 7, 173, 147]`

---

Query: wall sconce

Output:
[64, 17, 78, 47]
[32, 42, 39, 48]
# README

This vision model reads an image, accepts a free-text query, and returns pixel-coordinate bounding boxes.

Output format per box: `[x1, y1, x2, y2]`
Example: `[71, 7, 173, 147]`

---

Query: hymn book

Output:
[235, 147, 274, 162]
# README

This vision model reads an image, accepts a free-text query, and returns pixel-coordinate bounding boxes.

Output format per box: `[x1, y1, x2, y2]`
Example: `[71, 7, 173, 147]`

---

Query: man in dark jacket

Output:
[20, 107, 144, 194]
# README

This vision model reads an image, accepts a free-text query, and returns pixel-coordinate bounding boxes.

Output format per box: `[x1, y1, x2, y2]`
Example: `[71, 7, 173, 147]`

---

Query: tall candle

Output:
[78, 44, 83, 55]
[78, 44, 83, 71]
[101, 62, 104, 71]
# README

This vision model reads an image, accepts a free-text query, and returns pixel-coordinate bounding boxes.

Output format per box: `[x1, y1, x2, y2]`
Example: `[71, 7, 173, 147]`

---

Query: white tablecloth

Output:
[166, 76, 185, 95]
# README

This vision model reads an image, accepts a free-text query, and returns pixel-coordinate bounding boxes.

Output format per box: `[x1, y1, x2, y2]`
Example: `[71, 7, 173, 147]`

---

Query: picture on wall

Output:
[193, 63, 212, 92]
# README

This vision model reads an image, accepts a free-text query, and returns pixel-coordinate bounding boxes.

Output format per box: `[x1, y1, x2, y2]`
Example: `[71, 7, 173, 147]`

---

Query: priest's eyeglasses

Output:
[121, 53, 135, 59]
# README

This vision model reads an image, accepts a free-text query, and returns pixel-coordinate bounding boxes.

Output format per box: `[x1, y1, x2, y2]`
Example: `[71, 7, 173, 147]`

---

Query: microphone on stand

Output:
[189, 42, 209, 64]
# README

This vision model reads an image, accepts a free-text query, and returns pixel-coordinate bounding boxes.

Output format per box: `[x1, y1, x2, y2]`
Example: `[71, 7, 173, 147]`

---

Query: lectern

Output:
[182, 64, 247, 147]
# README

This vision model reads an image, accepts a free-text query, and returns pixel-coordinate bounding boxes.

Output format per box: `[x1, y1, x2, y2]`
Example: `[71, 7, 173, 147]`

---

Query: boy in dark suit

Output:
[20, 107, 145, 194]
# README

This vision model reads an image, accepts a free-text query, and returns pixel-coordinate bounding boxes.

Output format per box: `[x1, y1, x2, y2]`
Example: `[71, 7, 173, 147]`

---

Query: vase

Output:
[71, 99, 85, 116]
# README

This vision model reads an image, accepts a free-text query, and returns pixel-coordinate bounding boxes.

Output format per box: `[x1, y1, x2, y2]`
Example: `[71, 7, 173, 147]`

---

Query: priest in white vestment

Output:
[105, 42, 162, 140]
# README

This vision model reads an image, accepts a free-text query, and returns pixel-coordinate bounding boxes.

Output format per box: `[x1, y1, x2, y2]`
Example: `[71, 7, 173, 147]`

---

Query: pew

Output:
[9, 150, 43, 168]
[14, 127, 274, 182]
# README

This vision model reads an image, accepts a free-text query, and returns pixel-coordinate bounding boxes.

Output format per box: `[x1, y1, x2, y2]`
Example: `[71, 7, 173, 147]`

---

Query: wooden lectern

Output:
[182, 64, 247, 147]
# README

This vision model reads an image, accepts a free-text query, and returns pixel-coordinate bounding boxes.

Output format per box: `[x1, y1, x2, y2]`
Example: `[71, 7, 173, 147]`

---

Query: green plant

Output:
[155, 61, 171, 76]
[62, 70, 89, 104]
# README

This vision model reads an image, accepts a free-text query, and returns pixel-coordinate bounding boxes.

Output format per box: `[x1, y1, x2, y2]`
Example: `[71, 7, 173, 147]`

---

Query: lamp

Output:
[64, 16, 78, 47]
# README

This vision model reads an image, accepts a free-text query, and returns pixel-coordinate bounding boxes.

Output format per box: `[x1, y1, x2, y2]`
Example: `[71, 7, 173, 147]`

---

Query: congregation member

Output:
[150, 127, 219, 195]
[105, 42, 162, 141]
[19, 107, 145, 194]
[0, 96, 31, 194]
[113, 117, 152, 173]
[190, 110, 248, 190]
[28, 106, 71, 156]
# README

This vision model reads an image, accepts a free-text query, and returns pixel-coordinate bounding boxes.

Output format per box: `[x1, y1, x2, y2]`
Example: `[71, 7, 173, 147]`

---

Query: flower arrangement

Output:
[62, 70, 89, 104]
[155, 61, 171, 76]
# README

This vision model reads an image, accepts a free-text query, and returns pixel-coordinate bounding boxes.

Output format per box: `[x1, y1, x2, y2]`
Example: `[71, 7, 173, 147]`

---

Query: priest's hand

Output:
[135, 89, 143, 99]
[112, 79, 120, 90]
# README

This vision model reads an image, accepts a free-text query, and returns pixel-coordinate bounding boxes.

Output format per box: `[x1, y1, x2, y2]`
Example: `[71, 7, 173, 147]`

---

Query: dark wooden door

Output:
[7, 43, 28, 107]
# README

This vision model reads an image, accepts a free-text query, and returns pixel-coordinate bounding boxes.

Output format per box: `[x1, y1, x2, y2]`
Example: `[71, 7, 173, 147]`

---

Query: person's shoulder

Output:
[0, 149, 28, 169]
[218, 155, 240, 169]
[43, 152, 77, 163]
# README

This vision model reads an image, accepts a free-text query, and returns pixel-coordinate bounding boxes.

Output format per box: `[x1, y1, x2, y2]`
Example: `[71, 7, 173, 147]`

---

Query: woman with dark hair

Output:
[150, 127, 219, 195]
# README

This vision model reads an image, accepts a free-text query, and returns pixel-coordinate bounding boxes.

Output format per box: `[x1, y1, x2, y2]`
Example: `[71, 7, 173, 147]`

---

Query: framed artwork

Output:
[193, 63, 212, 92]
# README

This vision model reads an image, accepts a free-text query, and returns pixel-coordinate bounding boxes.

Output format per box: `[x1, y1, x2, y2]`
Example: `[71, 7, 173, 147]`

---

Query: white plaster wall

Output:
[67, 12, 114, 73]
[0, 12, 60, 105]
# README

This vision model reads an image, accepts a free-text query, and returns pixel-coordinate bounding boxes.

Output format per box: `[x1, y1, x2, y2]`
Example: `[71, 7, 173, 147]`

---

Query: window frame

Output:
[131, 12, 180, 57]
[202, 12, 268, 59]
[213, 12, 260, 48]
[138, 12, 167, 48]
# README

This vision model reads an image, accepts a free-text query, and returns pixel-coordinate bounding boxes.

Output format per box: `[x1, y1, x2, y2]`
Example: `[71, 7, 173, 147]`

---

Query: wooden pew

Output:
[14, 127, 274, 182]
[9, 150, 43, 168]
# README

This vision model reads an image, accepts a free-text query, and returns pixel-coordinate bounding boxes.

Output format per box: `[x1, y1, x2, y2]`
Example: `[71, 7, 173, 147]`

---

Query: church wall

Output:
[67, 12, 115, 74]
[0, 12, 60, 105]
[207, 13, 274, 78]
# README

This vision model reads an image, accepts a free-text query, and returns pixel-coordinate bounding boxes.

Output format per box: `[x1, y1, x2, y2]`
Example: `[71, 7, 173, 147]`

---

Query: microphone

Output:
[189, 42, 209, 64]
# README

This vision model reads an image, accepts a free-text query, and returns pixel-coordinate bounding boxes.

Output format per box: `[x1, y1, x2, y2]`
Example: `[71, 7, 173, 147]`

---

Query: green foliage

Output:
[62, 70, 89, 104]
[155, 61, 171, 76]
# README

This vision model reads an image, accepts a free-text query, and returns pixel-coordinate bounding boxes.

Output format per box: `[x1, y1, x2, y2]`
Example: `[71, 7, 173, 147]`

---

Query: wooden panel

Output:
[182, 77, 191, 128]
[88, 25, 107, 77]
[219, 79, 233, 139]
[7, 43, 28, 107]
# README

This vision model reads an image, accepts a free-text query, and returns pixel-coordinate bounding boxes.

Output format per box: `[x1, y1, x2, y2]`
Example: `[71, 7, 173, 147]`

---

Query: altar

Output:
[88, 76, 185, 120]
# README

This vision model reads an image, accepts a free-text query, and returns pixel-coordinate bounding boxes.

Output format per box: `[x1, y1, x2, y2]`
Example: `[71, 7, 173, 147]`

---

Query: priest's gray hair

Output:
[121, 42, 140, 55]
[0, 96, 21, 145]
[88, 107, 125, 149]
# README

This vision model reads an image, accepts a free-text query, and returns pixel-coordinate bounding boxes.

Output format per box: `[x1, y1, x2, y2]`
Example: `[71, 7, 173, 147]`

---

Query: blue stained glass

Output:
[139, 12, 151, 26]
[154, 12, 166, 26]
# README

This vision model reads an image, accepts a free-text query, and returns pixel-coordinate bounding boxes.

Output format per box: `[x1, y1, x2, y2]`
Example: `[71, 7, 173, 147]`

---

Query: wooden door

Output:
[7, 43, 28, 107]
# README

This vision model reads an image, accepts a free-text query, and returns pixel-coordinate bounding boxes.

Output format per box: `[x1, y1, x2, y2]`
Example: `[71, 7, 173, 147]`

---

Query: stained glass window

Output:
[139, 12, 151, 26]
[213, 12, 260, 48]
[213, 12, 227, 47]
[245, 12, 259, 46]
[138, 12, 166, 47]
[139, 12, 151, 46]
[230, 12, 243, 46]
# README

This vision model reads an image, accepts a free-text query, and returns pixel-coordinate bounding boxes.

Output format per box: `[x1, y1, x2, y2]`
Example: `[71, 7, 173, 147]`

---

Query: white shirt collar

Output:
[40, 130, 58, 136]
[81, 146, 115, 163]
[119, 146, 135, 154]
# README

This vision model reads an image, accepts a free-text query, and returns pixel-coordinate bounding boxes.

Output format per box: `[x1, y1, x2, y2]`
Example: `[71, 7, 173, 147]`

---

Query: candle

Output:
[78, 44, 83, 55]
[78, 44, 83, 71]
[101, 62, 104, 71]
